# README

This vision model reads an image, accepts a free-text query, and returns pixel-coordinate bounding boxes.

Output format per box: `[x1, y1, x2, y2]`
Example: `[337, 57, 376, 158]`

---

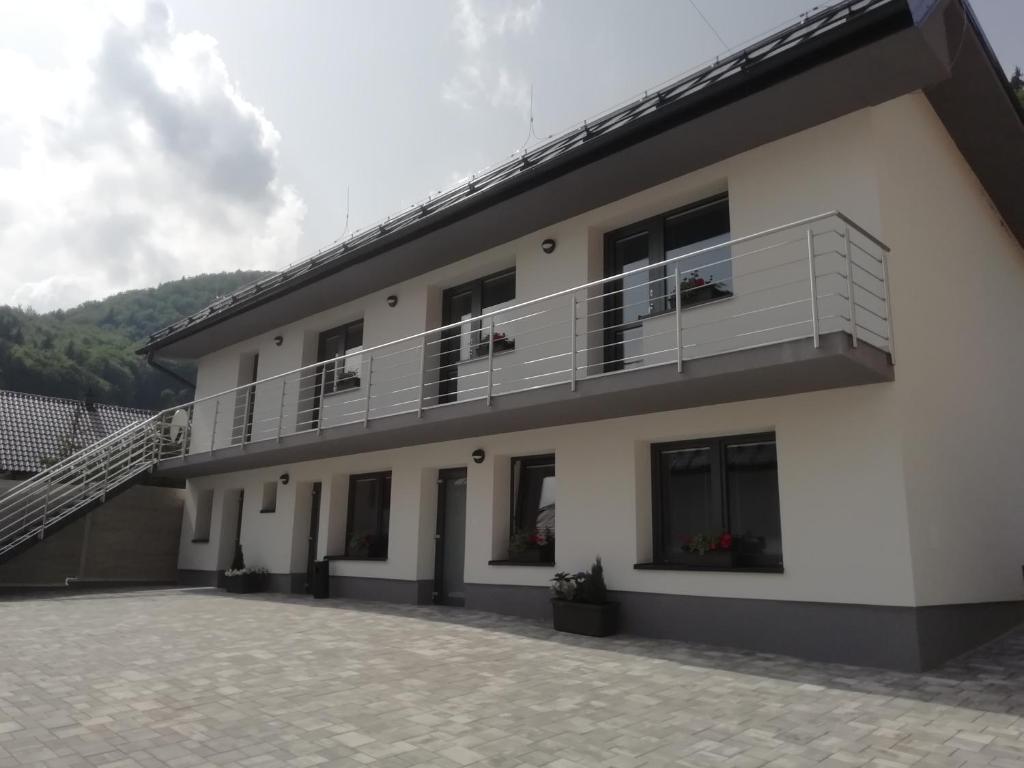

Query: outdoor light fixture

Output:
[471, 449, 486, 464]
[279, 473, 290, 485]
[386, 295, 398, 308]
[273, 335, 283, 346]
[541, 238, 556, 254]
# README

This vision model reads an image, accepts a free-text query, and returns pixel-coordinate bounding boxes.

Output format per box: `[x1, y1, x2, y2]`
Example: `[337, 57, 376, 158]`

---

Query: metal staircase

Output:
[0, 412, 183, 563]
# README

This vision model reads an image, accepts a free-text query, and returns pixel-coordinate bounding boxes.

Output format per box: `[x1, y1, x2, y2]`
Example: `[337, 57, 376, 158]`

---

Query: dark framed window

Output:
[651, 433, 782, 570]
[604, 194, 731, 370]
[508, 455, 556, 563]
[344, 471, 391, 558]
[439, 267, 516, 402]
[318, 319, 364, 394]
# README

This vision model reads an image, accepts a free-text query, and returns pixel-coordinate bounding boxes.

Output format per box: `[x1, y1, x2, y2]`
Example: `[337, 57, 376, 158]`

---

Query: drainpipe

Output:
[145, 353, 196, 392]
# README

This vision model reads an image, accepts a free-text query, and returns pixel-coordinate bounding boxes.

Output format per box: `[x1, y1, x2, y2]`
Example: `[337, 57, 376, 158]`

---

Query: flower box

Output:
[551, 599, 619, 637]
[224, 571, 267, 593]
[673, 550, 738, 568]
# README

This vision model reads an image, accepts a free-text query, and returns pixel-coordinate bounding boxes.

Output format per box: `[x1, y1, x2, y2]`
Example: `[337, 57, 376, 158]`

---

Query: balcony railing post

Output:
[40, 478, 50, 540]
[101, 447, 109, 501]
[806, 228, 820, 349]
[569, 294, 577, 391]
[317, 364, 324, 436]
[843, 226, 858, 348]
[674, 264, 683, 372]
[210, 399, 220, 453]
[183, 404, 193, 458]
[242, 383, 253, 448]
[276, 379, 286, 442]
[881, 248, 896, 363]
[363, 354, 374, 426]
[417, 340, 426, 417]
[486, 319, 495, 406]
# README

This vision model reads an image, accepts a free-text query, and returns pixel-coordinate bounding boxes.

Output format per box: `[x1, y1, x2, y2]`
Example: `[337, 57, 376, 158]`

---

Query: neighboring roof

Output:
[139, 0, 1023, 358]
[0, 390, 152, 475]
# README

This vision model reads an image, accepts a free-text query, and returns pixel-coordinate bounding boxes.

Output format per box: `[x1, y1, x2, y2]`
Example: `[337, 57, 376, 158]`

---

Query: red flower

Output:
[720, 533, 733, 550]
[695, 277, 705, 287]
[528, 532, 543, 545]
[708, 538, 719, 551]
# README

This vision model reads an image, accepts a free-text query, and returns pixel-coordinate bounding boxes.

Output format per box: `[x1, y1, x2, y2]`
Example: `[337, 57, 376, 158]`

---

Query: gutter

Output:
[145, 353, 196, 391]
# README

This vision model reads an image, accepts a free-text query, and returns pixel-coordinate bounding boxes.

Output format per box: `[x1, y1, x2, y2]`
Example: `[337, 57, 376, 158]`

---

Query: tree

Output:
[1012, 67, 1024, 107]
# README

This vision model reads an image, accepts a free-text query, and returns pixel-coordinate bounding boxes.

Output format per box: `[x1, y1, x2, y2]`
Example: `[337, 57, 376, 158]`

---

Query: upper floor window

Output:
[318, 319, 364, 394]
[345, 471, 391, 558]
[604, 195, 731, 369]
[651, 432, 782, 570]
[508, 454, 556, 564]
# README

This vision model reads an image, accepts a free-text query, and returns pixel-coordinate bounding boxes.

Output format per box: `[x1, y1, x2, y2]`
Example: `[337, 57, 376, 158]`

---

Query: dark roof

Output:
[139, 0, 1022, 356]
[0, 390, 152, 475]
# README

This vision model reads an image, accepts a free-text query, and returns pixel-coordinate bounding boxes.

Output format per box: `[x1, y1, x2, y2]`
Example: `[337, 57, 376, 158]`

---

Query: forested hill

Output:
[0, 271, 272, 410]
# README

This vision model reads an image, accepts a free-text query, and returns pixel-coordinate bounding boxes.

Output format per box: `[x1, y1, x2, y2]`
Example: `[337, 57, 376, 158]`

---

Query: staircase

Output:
[0, 411, 185, 564]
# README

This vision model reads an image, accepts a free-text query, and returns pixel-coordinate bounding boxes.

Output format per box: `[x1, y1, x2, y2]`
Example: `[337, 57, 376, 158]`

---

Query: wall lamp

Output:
[273, 335, 283, 346]
[471, 449, 486, 464]
[541, 238, 556, 254]
[386, 295, 399, 308]
[279, 473, 290, 485]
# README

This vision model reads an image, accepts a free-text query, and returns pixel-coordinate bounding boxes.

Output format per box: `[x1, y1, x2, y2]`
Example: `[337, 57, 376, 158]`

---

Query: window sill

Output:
[324, 555, 388, 562]
[638, 293, 735, 321]
[488, 559, 555, 567]
[323, 383, 361, 398]
[190, 538, 210, 544]
[634, 562, 784, 574]
[259, 508, 276, 514]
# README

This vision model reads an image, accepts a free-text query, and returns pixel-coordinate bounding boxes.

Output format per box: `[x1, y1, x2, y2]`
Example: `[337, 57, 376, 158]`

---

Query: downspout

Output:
[145, 352, 196, 392]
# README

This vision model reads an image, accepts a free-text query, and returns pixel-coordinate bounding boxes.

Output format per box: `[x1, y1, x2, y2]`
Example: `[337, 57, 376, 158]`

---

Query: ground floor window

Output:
[651, 433, 782, 569]
[508, 455, 556, 563]
[345, 471, 391, 558]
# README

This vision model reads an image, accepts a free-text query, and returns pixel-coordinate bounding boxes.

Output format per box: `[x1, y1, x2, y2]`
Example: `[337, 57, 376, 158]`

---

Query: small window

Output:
[260, 481, 278, 513]
[193, 489, 213, 542]
[652, 433, 781, 569]
[508, 455, 556, 563]
[318, 320, 364, 394]
[344, 472, 391, 558]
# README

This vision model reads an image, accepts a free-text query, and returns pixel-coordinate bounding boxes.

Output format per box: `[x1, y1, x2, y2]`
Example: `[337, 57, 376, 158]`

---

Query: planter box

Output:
[551, 599, 619, 637]
[673, 550, 738, 568]
[224, 573, 266, 594]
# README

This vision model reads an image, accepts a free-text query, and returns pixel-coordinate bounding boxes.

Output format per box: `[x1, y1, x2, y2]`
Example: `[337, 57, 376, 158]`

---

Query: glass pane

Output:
[659, 446, 717, 561]
[620, 326, 644, 368]
[665, 199, 732, 306]
[347, 474, 390, 557]
[725, 440, 781, 565]
[614, 232, 652, 324]
[510, 457, 556, 561]
[482, 271, 515, 309]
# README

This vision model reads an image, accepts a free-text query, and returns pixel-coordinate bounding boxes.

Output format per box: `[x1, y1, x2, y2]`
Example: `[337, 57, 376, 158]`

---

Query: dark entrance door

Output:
[434, 468, 468, 606]
[305, 482, 322, 593]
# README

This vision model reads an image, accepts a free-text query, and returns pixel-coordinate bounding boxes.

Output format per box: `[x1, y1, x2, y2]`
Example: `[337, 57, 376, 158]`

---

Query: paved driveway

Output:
[0, 589, 1022, 768]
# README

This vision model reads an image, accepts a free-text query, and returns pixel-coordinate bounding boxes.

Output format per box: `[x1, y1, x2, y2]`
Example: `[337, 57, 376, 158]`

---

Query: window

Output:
[508, 455, 556, 563]
[192, 490, 213, 542]
[651, 433, 782, 569]
[344, 472, 391, 558]
[318, 320, 364, 394]
[260, 481, 277, 513]
[604, 194, 731, 370]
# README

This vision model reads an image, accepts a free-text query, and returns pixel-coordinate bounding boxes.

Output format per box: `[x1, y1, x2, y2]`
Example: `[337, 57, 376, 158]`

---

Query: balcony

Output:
[154, 212, 893, 477]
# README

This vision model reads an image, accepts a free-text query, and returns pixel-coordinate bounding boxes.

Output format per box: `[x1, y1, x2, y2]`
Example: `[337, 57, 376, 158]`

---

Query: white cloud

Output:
[443, 0, 541, 114]
[0, 0, 305, 312]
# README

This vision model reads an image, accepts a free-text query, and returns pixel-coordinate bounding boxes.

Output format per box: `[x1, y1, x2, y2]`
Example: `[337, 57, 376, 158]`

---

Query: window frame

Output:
[650, 431, 782, 571]
[506, 453, 556, 565]
[317, 319, 364, 395]
[603, 193, 731, 371]
[343, 471, 392, 559]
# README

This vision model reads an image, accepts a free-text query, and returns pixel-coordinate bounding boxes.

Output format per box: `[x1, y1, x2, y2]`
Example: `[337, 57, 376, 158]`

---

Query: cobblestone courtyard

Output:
[1, 589, 1023, 768]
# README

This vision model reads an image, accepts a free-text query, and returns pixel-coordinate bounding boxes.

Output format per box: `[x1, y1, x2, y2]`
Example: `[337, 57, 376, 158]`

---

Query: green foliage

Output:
[0, 271, 271, 410]
[550, 556, 609, 604]
[1012, 67, 1024, 108]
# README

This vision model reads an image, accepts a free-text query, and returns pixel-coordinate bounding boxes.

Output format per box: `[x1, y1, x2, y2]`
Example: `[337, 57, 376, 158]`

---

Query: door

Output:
[434, 468, 468, 606]
[438, 287, 474, 404]
[233, 353, 260, 444]
[604, 225, 662, 372]
[305, 482, 322, 593]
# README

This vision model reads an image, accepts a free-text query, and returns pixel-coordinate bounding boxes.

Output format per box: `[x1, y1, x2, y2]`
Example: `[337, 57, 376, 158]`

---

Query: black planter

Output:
[224, 572, 266, 594]
[551, 599, 619, 637]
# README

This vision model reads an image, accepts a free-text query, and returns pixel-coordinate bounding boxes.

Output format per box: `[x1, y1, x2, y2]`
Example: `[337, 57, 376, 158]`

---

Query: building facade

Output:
[133, 0, 1024, 669]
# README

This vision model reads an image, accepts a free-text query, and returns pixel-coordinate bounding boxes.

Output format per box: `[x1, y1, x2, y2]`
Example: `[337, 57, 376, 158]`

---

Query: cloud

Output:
[0, 0, 305, 312]
[443, 0, 541, 114]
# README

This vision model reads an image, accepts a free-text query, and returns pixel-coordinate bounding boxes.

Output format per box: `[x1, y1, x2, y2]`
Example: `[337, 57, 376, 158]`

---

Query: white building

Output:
[3, 0, 1022, 670]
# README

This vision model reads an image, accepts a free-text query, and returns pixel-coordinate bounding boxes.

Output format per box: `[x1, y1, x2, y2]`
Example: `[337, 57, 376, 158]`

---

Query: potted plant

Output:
[550, 557, 618, 637]
[223, 543, 268, 593]
[675, 532, 737, 567]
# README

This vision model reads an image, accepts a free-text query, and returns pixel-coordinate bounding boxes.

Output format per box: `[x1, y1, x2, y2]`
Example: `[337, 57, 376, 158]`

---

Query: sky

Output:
[0, 0, 1021, 312]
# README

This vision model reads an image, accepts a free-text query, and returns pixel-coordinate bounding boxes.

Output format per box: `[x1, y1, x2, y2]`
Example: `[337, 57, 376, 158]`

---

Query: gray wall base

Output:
[177, 570, 307, 594]
[465, 582, 1024, 671]
[328, 575, 433, 604]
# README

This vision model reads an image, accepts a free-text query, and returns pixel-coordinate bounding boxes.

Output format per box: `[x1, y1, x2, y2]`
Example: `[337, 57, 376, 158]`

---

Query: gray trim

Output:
[156, 333, 891, 478]
[177, 569, 218, 587]
[177, 569, 308, 594]
[465, 581, 1024, 671]
[328, 575, 433, 605]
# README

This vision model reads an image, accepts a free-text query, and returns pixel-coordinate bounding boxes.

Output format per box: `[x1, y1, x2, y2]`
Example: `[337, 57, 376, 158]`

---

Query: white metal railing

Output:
[149, 211, 891, 460]
[0, 211, 892, 558]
